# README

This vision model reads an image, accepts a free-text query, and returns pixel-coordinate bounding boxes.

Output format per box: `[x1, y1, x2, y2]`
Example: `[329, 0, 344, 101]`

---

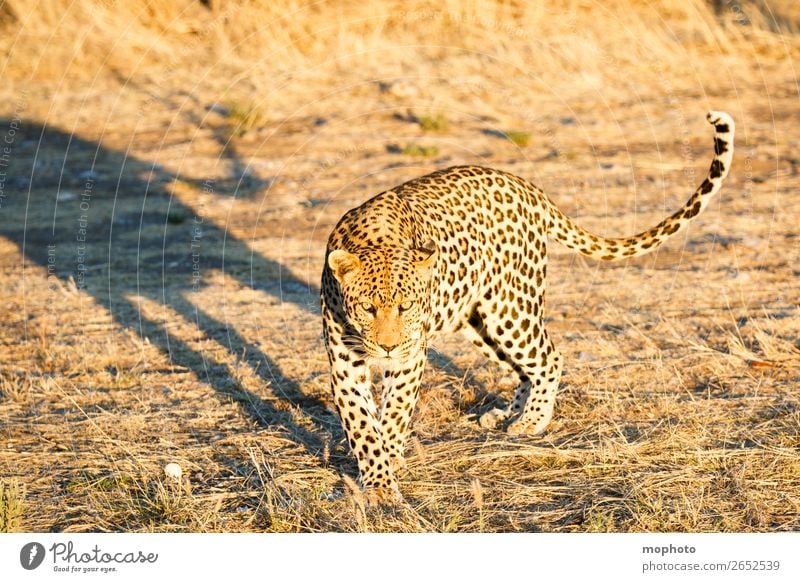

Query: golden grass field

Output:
[0, 0, 798, 532]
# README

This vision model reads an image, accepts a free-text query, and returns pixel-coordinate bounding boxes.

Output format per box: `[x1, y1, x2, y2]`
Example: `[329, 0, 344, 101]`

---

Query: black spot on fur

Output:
[684, 201, 702, 218]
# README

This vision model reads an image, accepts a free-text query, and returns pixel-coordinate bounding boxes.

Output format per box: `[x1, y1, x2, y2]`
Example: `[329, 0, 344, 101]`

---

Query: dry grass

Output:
[0, 479, 26, 532]
[0, 0, 798, 532]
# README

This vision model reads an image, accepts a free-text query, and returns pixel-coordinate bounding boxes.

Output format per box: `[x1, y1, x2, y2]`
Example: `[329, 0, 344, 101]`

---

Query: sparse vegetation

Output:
[222, 101, 269, 137]
[401, 143, 440, 157]
[418, 112, 449, 132]
[503, 130, 531, 147]
[0, 0, 798, 533]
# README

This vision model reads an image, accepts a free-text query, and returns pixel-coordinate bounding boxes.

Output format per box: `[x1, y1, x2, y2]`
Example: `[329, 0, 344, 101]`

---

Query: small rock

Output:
[164, 463, 182, 481]
[741, 237, 764, 249]
[207, 102, 230, 117]
[379, 81, 419, 98]
[728, 269, 751, 282]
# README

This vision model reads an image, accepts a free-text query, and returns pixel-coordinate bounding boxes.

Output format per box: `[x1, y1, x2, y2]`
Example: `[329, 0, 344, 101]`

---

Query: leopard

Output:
[320, 111, 734, 503]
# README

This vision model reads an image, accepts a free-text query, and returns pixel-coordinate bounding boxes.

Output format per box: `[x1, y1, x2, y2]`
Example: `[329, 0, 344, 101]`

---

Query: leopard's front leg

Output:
[325, 325, 400, 501]
[379, 349, 426, 473]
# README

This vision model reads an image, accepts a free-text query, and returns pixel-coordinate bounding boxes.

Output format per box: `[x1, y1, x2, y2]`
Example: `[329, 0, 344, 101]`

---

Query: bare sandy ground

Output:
[0, 51, 797, 531]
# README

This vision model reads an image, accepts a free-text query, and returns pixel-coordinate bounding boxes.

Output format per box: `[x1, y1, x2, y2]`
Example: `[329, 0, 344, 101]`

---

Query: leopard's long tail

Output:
[544, 111, 734, 261]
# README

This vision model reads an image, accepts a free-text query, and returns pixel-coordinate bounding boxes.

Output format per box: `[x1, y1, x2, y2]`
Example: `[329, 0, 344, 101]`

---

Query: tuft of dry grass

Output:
[503, 130, 532, 147]
[417, 111, 450, 132]
[0, 479, 26, 532]
[400, 143, 440, 157]
[221, 100, 271, 137]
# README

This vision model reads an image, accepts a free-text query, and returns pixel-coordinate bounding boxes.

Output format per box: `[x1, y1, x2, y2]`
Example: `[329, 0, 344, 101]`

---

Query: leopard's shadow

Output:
[0, 119, 341, 464]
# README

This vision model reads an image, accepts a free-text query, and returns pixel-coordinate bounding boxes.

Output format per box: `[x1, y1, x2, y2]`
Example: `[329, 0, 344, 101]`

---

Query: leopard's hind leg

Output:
[460, 308, 518, 429]
[506, 335, 562, 435]
[467, 270, 562, 435]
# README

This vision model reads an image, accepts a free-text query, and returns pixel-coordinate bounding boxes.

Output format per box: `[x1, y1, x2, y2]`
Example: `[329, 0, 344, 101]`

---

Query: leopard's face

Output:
[327, 243, 437, 360]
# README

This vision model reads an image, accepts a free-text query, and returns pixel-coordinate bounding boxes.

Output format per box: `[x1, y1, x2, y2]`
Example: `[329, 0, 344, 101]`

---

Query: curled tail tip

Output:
[706, 110, 735, 132]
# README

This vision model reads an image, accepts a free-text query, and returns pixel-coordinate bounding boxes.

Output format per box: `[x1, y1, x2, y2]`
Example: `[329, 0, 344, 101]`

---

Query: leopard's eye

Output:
[360, 301, 376, 315]
[398, 301, 413, 313]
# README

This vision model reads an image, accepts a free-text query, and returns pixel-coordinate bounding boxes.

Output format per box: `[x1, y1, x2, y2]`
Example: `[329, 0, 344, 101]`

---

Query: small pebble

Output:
[164, 463, 182, 481]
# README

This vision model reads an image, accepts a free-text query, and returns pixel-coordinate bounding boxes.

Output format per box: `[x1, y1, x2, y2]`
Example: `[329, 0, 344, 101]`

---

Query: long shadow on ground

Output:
[0, 118, 339, 461]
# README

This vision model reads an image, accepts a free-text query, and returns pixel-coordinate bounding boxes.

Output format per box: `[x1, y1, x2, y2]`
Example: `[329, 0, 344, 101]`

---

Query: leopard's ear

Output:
[414, 239, 438, 270]
[328, 249, 361, 283]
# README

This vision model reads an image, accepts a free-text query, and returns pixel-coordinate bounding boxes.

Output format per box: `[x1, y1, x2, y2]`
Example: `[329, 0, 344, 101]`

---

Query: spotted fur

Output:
[321, 111, 734, 501]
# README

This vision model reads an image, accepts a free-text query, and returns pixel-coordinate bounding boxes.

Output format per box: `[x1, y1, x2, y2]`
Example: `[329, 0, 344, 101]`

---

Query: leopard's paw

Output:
[479, 407, 510, 430]
[507, 415, 550, 436]
[364, 484, 404, 507]
[388, 454, 407, 474]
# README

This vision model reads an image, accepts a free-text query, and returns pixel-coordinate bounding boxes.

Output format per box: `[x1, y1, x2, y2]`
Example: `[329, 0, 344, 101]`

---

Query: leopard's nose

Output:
[379, 343, 398, 354]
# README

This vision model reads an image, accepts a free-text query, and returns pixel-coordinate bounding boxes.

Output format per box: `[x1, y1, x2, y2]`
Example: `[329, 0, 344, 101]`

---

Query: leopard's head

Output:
[327, 241, 437, 360]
